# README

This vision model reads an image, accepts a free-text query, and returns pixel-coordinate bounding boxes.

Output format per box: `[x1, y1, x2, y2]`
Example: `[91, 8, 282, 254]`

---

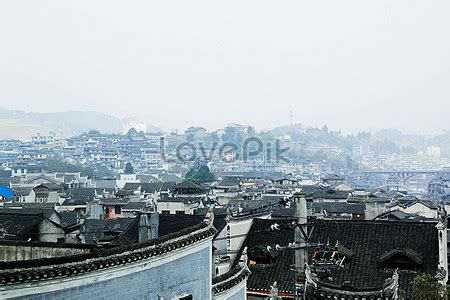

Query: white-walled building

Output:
[427, 146, 441, 157]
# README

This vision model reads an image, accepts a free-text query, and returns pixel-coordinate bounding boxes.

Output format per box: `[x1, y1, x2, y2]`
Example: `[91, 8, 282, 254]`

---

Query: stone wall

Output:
[0, 244, 91, 262]
[39, 218, 65, 243]
[4, 244, 212, 300]
[214, 279, 247, 300]
[364, 202, 389, 220]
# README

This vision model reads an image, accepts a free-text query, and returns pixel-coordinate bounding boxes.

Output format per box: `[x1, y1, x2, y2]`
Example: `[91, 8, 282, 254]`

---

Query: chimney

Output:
[139, 212, 159, 243]
[293, 192, 308, 296]
[159, 137, 165, 160]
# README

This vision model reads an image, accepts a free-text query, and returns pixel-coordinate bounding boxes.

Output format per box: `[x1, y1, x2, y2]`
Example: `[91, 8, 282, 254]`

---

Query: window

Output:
[175, 210, 185, 215]
[161, 210, 170, 214]
[248, 249, 272, 265]
[115, 205, 121, 214]
[380, 250, 422, 272]
[179, 296, 192, 300]
[249, 253, 272, 265]
[382, 254, 418, 271]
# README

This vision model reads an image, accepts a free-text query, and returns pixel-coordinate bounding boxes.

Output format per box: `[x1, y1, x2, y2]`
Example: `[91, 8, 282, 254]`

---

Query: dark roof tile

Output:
[237, 218, 439, 297]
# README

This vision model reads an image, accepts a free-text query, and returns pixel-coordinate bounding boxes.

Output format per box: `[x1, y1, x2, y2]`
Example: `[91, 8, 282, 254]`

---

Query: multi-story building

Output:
[427, 146, 441, 157]
[31, 132, 56, 146]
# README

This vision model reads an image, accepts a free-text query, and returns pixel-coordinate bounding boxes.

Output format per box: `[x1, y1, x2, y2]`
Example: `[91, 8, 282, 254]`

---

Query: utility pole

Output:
[293, 192, 308, 300]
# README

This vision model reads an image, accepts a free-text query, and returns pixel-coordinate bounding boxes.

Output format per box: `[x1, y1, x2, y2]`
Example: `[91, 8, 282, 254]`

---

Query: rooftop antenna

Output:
[289, 106, 293, 126]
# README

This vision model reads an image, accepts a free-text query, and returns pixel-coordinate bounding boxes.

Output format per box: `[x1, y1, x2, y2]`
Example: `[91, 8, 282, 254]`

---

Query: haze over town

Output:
[1, 1, 450, 134]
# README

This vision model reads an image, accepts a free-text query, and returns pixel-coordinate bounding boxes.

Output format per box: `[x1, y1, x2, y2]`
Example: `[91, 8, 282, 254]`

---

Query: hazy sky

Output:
[1, 1, 449, 134]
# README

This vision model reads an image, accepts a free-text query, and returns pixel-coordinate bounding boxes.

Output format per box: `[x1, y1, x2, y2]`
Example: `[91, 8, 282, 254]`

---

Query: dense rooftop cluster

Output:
[0, 130, 449, 299]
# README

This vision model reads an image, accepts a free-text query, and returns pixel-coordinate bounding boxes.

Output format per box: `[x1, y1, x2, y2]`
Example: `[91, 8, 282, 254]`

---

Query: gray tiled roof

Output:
[235, 219, 439, 298]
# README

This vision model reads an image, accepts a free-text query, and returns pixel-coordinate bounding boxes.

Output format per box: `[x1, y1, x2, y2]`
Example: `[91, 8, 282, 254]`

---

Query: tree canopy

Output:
[124, 162, 134, 174]
[411, 273, 446, 300]
[46, 156, 94, 178]
[184, 165, 215, 183]
[126, 128, 138, 137]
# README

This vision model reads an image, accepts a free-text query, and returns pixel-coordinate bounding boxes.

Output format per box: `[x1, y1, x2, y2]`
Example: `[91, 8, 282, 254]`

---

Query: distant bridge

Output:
[358, 169, 449, 182]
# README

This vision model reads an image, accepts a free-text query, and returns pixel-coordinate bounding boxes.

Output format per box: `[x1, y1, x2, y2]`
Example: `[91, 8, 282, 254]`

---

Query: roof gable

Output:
[24, 175, 60, 185]
[379, 248, 423, 265]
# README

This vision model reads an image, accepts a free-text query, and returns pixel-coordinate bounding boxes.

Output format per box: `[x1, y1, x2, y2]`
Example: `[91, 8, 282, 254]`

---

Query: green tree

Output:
[222, 126, 237, 143]
[46, 156, 94, 178]
[246, 126, 256, 137]
[372, 139, 400, 155]
[411, 273, 446, 300]
[361, 196, 373, 205]
[185, 168, 196, 180]
[127, 128, 138, 137]
[87, 130, 101, 136]
[185, 165, 215, 183]
[124, 162, 134, 174]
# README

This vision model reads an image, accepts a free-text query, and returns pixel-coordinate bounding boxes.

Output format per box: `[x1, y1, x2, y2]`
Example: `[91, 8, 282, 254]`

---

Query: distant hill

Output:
[267, 124, 450, 158]
[0, 108, 159, 139]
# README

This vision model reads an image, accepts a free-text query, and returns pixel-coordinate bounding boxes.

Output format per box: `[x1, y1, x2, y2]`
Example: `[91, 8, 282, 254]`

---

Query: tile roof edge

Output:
[308, 265, 400, 296]
[0, 213, 217, 286]
[212, 247, 251, 295]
